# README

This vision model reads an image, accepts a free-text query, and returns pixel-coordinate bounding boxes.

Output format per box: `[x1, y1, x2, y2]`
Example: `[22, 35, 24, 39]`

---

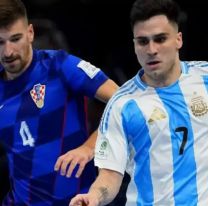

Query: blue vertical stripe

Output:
[203, 75, 208, 93]
[122, 100, 153, 206]
[156, 83, 198, 205]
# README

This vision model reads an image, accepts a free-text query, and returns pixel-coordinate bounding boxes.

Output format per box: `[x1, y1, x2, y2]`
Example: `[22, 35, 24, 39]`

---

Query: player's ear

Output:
[28, 24, 34, 43]
[176, 32, 183, 49]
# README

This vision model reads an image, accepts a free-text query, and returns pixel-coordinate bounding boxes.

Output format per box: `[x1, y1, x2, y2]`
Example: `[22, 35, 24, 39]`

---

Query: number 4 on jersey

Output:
[19, 121, 35, 147]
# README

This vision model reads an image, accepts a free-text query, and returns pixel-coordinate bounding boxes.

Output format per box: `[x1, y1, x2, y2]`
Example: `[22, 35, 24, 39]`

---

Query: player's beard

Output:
[1, 45, 32, 79]
[1, 54, 30, 81]
[3, 55, 23, 73]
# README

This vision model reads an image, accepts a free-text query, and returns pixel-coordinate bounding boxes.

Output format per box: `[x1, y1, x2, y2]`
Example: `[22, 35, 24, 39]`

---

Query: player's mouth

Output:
[146, 61, 161, 69]
[3, 58, 17, 63]
[3, 57, 19, 65]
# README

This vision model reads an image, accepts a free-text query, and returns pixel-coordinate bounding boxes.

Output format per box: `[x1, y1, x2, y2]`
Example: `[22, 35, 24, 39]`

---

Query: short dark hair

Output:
[130, 0, 186, 30]
[0, 0, 27, 28]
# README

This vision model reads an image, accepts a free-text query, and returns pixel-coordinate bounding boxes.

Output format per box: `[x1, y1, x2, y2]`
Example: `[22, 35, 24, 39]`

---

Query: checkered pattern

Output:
[0, 49, 108, 206]
[30, 84, 46, 103]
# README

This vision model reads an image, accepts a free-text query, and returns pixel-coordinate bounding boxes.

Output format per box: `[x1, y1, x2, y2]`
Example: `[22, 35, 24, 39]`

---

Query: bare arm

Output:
[95, 79, 119, 103]
[69, 169, 123, 206]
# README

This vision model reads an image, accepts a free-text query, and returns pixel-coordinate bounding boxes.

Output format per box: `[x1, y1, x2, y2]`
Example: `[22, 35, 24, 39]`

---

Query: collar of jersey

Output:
[134, 61, 187, 90]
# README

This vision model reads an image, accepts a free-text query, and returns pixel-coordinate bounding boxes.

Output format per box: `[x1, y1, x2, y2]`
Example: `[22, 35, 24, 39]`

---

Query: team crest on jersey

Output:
[30, 84, 46, 108]
[190, 95, 208, 117]
[148, 107, 166, 124]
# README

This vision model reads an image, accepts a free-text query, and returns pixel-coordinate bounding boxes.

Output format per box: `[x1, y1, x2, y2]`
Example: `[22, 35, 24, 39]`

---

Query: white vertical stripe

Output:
[179, 73, 208, 205]
[135, 87, 175, 206]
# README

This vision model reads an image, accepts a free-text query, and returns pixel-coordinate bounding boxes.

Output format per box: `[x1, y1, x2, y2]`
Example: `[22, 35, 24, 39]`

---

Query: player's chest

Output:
[0, 79, 68, 128]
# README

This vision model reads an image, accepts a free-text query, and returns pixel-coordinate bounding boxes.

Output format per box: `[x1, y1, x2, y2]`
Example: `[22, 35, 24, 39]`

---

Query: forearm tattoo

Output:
[98, 186, 108, 201]
[91, 186, 109, 205]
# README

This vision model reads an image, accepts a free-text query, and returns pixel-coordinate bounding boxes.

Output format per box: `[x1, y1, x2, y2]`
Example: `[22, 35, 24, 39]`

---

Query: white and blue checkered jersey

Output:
[95, 61, 208, 206]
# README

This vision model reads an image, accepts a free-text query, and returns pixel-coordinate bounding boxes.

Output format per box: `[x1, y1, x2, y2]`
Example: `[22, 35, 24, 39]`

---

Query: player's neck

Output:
[142, 60, 181, 88]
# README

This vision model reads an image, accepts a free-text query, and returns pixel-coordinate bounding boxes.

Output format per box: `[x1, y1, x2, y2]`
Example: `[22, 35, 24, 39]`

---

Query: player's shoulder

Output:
[99, 77, 140, 133]
[181, 61, 208, 76]
[107, 76, 139, 109]
[183, 61, 208, 70]
[35, 49, 67, 61]
[34, 49, 83, 70]
[36, 48, 82, 60]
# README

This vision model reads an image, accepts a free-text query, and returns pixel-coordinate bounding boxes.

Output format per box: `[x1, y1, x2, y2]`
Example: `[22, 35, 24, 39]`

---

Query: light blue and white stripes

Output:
[95, 61, 208, 205]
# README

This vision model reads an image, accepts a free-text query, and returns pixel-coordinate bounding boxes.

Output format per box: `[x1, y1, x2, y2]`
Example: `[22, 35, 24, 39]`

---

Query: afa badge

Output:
[30, 84, 46, 108]
[190, 95, 208, 117]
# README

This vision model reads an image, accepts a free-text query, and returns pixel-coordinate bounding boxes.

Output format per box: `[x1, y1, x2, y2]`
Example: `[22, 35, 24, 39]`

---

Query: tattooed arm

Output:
[69, 169, 123, 206]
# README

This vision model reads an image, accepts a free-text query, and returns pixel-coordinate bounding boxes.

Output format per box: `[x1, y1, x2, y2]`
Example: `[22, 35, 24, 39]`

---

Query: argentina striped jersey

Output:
[95, 61, 208, 206]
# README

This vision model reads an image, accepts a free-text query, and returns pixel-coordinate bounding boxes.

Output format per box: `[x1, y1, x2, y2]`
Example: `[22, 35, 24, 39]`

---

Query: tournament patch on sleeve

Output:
[77, 60, 100, 79]
[95, 137, 109, 160]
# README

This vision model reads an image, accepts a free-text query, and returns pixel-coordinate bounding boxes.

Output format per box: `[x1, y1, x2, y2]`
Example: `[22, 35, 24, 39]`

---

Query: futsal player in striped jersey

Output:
[70, 0, 208, 205]
[0, 0, 118, 205]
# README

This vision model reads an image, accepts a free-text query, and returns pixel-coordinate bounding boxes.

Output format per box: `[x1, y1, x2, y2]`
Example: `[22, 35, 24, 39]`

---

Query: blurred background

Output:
[22, 0, 208, 84]
[1, 0, 208, 204]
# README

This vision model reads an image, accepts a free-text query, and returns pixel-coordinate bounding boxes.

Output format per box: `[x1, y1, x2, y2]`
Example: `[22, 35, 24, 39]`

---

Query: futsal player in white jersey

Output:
[69, 0, 208, 205]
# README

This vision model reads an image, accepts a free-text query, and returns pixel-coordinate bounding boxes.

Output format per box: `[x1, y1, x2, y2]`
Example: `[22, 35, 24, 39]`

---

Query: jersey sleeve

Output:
[59, 52, 108, 97]
[94, 98, 128, 175]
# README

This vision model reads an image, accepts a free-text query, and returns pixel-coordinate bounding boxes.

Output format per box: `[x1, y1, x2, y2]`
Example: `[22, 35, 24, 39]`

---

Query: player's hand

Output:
[69, 193, 99, 206]
[54, 145, 94, 178]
